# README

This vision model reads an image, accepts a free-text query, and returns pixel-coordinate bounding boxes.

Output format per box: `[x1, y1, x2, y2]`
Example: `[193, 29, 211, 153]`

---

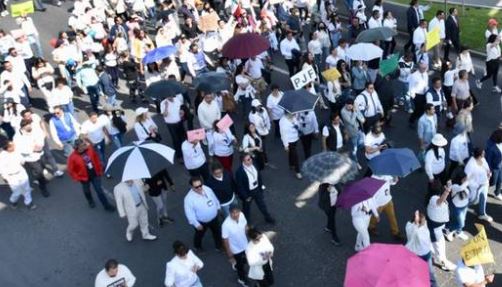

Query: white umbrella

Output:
[346, 43, 383, 61]
[105, 141, 175, 181]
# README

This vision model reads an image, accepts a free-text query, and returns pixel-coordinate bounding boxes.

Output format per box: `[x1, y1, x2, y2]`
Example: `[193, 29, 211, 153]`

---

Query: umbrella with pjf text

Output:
[336, 177, 385, 209]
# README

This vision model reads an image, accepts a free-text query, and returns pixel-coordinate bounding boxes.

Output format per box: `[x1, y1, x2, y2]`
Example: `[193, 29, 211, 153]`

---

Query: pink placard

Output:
[216, 114, 233, 131]
[187, 129, 206, 142]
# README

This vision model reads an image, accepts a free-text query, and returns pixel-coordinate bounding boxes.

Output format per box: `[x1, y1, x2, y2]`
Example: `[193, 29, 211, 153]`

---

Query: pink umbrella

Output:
[344, 243, 429, 287]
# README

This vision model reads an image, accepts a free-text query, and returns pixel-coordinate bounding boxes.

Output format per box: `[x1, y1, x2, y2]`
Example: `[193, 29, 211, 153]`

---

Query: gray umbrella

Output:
[301, 152, 359, 185]
[356, 27, 397, 43]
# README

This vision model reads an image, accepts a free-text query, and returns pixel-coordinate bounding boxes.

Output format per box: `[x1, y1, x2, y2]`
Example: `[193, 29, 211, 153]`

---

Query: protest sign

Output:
[290, 66, 316, 90]
[460, 224, 495, 266]
[199, 13, 219, 32]
[322, 68, 341, 81]
[216, 114, 233, 131]
[426, 27, 440, 51]
[187, 129, 206, 142]
[10, 0, 34, 17]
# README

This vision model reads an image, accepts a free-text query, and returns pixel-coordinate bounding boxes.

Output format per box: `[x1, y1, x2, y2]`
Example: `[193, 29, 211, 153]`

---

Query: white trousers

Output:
[126, 204, 151, 238]
[353, 215, 371, 252]
[431, 224, 446, 262]
[9, 179, 32, 205]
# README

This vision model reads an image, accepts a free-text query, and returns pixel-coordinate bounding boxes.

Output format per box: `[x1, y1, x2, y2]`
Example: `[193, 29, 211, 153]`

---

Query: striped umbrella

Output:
[301, 152, 358, 185]
[105, 141, 175, 181]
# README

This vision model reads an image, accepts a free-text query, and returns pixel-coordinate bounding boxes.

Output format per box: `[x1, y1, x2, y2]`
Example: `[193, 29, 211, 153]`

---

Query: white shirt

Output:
[307, 39, 322, 55]
[371, 175, 395, 207]
[425, 148, 446, 180]
[13, 129, 45, 162]
[279, 116, 300, 148]
[244, 58, 264, 79]
[246, 235, 274, 281]
[451, 182, 470, 207]
[280, 38, 300, 59]
[427, 195, 449, 223]
[464, 157, 490, 191]
[413, 27, 427, 47]
[160, 97, 182, 124]
[81, 117, 107, 144]
[405, 222, 432, 257]
[455, 261, 485, 287]
[325, 55, 341, 69]
[222, 212, 248, 254]
[408, 71, 429, 98]
[443, 69, 457, 86]
[207, 129, 235, 157]
[0, 150, 29, 185]
[94, 264, 136, 287]
[364, 132, 386, 160]
[197, 100, 221, 130]
[351, 198, 378, 218]
[182, 141, 206, 170]
[486, 43, 501, 62]
[322, 124, 343, 150]
[134, 118, 157, 142]
[164, 250, 203, 287]
[184, 186, 220, 228]
[383, 18, 397, 41]
[449, 133, 470, 163]
[249, 109, 271, 136]
[355, 90, 383, 118]
[428, 17, 446, 39]
[297, 111, 318, 135]
[266, 92, 285, 120]
[367, 17, 382, 29]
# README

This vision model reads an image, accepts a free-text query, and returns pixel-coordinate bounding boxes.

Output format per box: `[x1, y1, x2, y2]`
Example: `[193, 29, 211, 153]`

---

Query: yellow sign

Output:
[426, 27, 440, 51]
[322, 68, 341, 82]
[460, 224, 495, 266]
[10, 0, 34, 17]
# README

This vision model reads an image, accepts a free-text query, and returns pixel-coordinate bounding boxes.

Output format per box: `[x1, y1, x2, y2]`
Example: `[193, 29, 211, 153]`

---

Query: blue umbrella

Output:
[368, 148, 421, 177]
[142, 45, 177, 64]
[278, 89, 319, 114]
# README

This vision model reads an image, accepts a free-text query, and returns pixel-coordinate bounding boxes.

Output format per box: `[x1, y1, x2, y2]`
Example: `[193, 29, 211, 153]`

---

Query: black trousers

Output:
[234, 251, 248, 281]
[188, 163, 210, 181]
[166, 122, 186, 159]
[363, 115, 381, 133]
[24, 160, 48, 193]
[285, 58, 298, 76]
[324, 205, 339, 241]
[242, 188, 273, 223]
[479, 59, 500, 86]
[383, 39, 396, 59]
[300, 133, 314, 159]
[273, 120, 280, 138]
[193, 216, 222, 249]
[444, 40, 460, 61]
[287, 140, 300, 173]
[256, 261, 274, 287]
[409, 93, 426, 124]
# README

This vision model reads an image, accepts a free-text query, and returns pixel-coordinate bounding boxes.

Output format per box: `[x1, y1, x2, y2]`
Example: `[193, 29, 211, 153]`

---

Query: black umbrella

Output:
[278, 89, 319, 114]
[144, 80, 187, 100]
[301, 152, 358, 184]
[193, 72, 231, 93]
[356, 27, 397, 43]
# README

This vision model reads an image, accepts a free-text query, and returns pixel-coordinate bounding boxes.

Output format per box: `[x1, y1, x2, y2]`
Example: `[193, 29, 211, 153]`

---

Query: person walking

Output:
[235, 153, 275, 224]
[369, 175, 404, 241]
[476, 34, 501, 93]
[222, 205, 250, 287]
[245, 228, 275, 287]
[321, 111, 346, 152]
[448, 124, 471, 177]
[266, 85, 284, 139]
[417, 104, 438, 155]
[184, 176, 222, 252]
[134, 107, 160, 142]
[351, 196, 379, 252]
[425, 134, 449, 187]
[279, 113, 302, 179]
[354, 83, 384, 133]
[444, 170, 470, 241]
[408, 63, 429, 127]
[48, 106, 80, 157]
[75, 60, 100, 112]
[444, 7, 460, 61]
[114, 179, 157, 242]
[464, 148, 493, 222]
[317, 183, 341, 246]
[0, 140, 36, 209]
[67, 138, 114, 211]
[181, 138, 210, 181]
[96, 65, 117, 107]
[95, 259, 136, 287]
[241, 123, 266, 171]
[81, 112, 109, 166]
[207, 121, 236, 172]
[145, 169, 175, 227]
[164, 241, 204, 287]
[161, 95, 186, 162]
[341, 99, 365, 167]
[425, 77, 447, 120]
[485, 129, 502, 200]
[206, 162, 237, 217]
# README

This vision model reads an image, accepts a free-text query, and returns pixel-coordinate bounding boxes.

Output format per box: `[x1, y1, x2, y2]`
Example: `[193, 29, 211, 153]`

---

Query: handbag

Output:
[139, 122, 162, 142]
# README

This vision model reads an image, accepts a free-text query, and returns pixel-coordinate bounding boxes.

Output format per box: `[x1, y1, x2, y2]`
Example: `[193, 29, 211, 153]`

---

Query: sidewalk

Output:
[427, 0, 502, 9]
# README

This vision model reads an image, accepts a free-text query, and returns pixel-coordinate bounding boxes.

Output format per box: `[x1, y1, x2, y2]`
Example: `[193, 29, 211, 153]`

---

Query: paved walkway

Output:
[393, 0, 502, 8]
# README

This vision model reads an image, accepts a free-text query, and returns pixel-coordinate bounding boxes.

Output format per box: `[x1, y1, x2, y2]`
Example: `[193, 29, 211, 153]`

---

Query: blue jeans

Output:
[419, 252, 438, 287]
[349, 131, 364, 164]
[220, 197, 238, 218]
[86, 84, 100, 112]
[398, 81, 412, 111]
[448, 205, 468, 233]
[93, 140, 106, 167]
[106, 93, 117, 106]
[478, 185, 489, 216]
[81, 172, 112, 209]
[62, 138, 76, 157]
[111, 133, 124, 150]
[492, 168, 501, 196]
[62, 101, 75, 115]
[330, 31, 342, 48]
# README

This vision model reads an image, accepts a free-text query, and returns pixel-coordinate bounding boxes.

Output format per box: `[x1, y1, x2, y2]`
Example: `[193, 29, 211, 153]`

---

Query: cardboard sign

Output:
[187, 129, 206, 142]
[426, 27, 440, 51]
[290, 66, 316, 90]
[216, 114, 233, 131]
[379, 54, 399, 76]
[460, 224, 495, 266]
[199, 12, 219, 32]
[322, 68, 341, 82]
[10, 0, 34, 17]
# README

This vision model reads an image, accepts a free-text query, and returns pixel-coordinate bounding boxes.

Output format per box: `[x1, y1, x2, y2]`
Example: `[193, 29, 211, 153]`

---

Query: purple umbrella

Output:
[336, 177, 386, 209]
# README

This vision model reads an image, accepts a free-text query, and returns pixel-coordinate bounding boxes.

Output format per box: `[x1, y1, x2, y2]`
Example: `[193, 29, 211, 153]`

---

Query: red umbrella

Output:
[221, 33, 270, 59]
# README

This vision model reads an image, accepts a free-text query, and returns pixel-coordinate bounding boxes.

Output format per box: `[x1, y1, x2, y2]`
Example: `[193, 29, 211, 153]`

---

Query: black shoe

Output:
[10, 202, 18, 209]
[41, 190, 50, 197]
[331, 238, 342, 246]
[88, 201, 96, 208]
[105, 206, 116, 212]
[161, 216, 175, 224]
[392, 233, 406, 242]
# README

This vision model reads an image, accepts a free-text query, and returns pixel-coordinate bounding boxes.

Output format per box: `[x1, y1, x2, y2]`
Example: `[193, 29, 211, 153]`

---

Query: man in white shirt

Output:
[161, 96, 185, 162]
[81, 112, 108, 166]
[197, 93, 221, 131]
[95, 259, 136, 287]
[222, 205, 249, 286]
[367, 10, 382, 29]
[354, 82, 384, 133]
[14, 119, 51, 197]
[184, 176, 222, 251]
[448, 124, 470, 177]
[413, 20, 428, 53]
[428, 10, 446, 68]
[266, 85, 284, 138]
[280, 32, 300, 76]
[182, 138, 209, 180]
[425, 77, 447, 118]
[408, 63, 429, 127]
[279, 113, 302, 179]
[0, 60, 31, 106]
[322, 112, 345, 152]
[245, 56, 267, 95]
[297, 110, 318, 159]
[369, 175, 404, 241]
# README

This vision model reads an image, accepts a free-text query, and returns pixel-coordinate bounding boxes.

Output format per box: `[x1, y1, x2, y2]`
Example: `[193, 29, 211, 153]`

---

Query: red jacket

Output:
[67, 146, 103, 182]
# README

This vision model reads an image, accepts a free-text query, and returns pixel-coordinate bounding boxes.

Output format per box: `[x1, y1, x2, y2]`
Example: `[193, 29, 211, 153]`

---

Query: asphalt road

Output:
[0, 2, 501, 287]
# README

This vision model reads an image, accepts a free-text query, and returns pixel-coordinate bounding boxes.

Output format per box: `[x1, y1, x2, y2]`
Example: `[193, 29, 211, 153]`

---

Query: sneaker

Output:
[456, 231, 469, 241]
[54, 170, 64, 177]
[26, 203, 37, 210]
[261, 185, 266, 190]
[142, 234, 157, 241]
[295, 173, 303, 180]
[57, 0, 62, 6]
[495, 86, 501, 93]
[444, 231, 454, 242]
[478, 214, 493, 222]
[475, 79, 482, 89]
[237, 279, 249, 287]
[495, 194, 502, 201]
[442, 259, 457, 271]
[407, 108, 414, 114]
[126, 232, 133, 242]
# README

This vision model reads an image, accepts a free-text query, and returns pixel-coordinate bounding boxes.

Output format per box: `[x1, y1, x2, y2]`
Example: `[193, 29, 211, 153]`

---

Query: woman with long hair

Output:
[207, 120, 237, 171]
[464, 147, 493, 222]
[241, 122, 266, 171]
[476, 34, 501, 92]
[444, 170, 470, 241]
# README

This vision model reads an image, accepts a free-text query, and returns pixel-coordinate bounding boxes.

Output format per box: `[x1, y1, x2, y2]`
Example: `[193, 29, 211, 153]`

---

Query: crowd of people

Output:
[0, 0, 501, 286]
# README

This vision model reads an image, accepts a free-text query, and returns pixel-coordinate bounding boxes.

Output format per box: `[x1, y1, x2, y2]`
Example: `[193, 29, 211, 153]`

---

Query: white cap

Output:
[251, 99, 261, 107]
[135, 107, 148, 116]
[431, 133, 448, 147]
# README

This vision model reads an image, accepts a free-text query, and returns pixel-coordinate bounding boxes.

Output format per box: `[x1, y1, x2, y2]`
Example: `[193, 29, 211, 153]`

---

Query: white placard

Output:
[290, 66, 316, 90]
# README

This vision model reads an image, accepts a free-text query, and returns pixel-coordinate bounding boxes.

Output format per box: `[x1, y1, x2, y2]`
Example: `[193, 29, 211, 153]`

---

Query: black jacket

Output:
[205, 170, 236, 205]
[445, 15, 460, 44]
[406, 6, 420, 32]
[235, 164, 263, 200]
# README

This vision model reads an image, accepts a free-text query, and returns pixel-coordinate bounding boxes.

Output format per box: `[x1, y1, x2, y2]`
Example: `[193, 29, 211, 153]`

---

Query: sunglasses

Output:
[193, 184, 203, 189]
